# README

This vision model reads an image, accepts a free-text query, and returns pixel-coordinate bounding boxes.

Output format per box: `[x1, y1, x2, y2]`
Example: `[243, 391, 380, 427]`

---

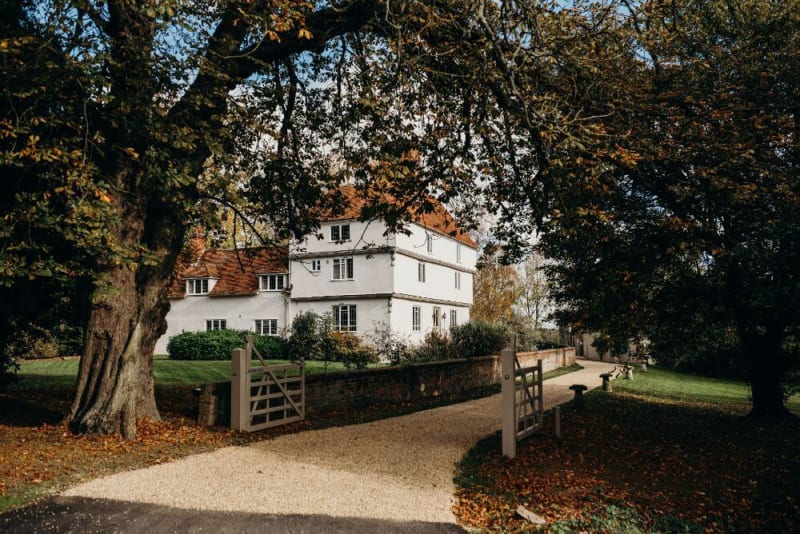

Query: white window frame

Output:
[412, 306, 421, 331]
[333, 304, 357, 332]
[330, 224, 351, 242]
[187, 278, 209, 295]
[206, 319, 226, 331]
[455, 271, 461, 290]
[332, 257, 354, 280]
[450, 309, 457, 328]
[418, 262, 426, 283]
[255, 319, 278, 336]
[456, 244, 462, 263]
[426, 233, 433, 253]
[432, 306, 441, 329]
[260, 274, 286, 291]
[310, 259, 321, 272]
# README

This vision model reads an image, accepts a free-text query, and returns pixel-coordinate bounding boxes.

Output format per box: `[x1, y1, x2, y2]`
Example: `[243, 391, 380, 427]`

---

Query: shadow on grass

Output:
[0, 396, 64, 427]
[454, 391, 800, 533]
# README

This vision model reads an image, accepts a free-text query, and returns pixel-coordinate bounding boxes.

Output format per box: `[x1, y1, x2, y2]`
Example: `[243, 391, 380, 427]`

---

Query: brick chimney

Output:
[187, 227, 206, 264]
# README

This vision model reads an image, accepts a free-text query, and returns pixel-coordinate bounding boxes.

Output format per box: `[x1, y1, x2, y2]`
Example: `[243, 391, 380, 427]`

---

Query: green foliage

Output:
[508, 316, 565, 352]
[549, 504, 702, 534]
[167, 330, 245, 361]
[286, 312, 324, 361]
[3, 323, 61, 361]
[285, 311, 376, 367]
[410, 330, 453, 362]
[451, 321, 508, 358]
[367, 322, 413, 365]
[167, 330, 287, 361]
[252, 335, 288, 361]
[548, 505, 648, 534]
[0, 354, 19, 386]
[324, 331, 378, 369]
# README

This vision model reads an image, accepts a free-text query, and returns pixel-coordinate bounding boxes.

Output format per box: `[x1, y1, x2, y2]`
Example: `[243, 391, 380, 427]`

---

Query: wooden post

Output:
[231, 348, 248, 431]
[555, 406, 562, 439]
[501, 347, 516, 459]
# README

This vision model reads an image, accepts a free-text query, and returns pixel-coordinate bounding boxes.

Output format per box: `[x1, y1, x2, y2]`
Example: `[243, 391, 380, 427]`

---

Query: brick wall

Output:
[199, 347, 576, 424]
[304, 347, 575, 414]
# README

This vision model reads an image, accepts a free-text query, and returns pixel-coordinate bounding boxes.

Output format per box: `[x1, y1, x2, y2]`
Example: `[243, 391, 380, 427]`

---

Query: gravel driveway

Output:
[61, 360, 615, 527]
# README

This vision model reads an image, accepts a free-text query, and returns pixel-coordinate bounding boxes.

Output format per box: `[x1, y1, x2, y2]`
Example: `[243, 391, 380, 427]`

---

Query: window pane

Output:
[331, 225, 340, 241]
[341, 224, 350, 241]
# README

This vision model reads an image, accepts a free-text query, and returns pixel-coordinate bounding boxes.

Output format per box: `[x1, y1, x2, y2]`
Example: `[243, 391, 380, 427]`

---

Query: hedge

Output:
[167, 330, 287, 361]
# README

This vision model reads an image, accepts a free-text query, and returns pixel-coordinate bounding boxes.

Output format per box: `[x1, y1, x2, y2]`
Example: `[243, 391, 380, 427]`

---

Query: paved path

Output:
[1, 359, 616, 533]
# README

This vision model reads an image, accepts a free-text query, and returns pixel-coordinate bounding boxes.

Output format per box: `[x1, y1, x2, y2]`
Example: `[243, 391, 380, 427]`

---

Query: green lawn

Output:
[614, 366, 800, 412]
[14, 356, 382, 390]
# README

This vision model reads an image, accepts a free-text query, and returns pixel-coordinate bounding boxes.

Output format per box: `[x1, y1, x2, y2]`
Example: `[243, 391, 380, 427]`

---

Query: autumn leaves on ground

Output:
[3, 370, 799, 532]
[454, 390, 800, 533]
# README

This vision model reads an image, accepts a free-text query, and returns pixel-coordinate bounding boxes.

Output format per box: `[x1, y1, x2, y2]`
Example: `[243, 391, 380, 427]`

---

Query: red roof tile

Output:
[169, 247, 287, 298]
[326, 185, 477, 248]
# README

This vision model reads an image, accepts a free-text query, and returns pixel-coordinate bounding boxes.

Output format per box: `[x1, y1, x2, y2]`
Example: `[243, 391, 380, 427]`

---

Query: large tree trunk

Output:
[67, 194, 185, 439]
[743, 330, 792, 421]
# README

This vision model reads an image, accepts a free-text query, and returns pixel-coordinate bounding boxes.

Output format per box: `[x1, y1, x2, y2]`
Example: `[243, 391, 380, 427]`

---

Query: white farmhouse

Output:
[154, 186, 477, 354]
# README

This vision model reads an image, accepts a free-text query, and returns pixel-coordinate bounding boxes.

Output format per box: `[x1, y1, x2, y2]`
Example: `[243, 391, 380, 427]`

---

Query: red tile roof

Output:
[326, 185, 477, 248]
[169, 247, 288, 298]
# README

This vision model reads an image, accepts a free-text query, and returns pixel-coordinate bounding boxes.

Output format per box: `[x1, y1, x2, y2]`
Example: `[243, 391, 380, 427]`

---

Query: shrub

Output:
[286, 311, 324, 360]
[168, 330, 289, 361]
[451, 321, 508, 358]
[0, 354, 19, 387]
[252, 335, 288, 360]
[368, 322, 413, 364]
[4, 323, 61, 360]
[410, 330, 453, 362]
[324, 331, 378, 369]
[167, 330, 246, 360]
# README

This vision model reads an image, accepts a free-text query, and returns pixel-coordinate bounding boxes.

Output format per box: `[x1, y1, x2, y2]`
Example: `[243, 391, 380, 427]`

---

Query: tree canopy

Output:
[525, 0, 800, 418]
[2, 0, 797, 434]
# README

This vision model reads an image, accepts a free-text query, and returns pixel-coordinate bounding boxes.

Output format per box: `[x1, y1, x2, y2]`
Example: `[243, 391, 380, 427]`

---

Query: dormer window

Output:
[260, 274, 286, 291]
[187, 278, 209, 295]
[330, 224, 351, 242]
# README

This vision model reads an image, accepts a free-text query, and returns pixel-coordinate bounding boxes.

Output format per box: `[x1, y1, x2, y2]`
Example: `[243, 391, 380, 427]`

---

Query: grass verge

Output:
[453, 368, 800, 533]
[13, 356, 384, 390]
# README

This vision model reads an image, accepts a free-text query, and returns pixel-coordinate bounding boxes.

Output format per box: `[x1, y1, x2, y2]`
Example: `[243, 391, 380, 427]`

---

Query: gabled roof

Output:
[169, 247, 288, 298]
[326, 185, 477, 248]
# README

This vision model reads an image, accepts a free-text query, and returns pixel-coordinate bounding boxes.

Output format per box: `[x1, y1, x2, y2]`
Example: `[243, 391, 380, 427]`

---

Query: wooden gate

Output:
[231, 335, 305, 432]
[501, 347, 544, 459]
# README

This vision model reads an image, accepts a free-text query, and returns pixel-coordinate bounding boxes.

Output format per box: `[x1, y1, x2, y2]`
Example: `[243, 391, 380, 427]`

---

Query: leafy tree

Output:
[1, 0, 518, 437]
[472, 246, 521, 323]
[517, 252, 551, 331]
[506, 0, 800, 419]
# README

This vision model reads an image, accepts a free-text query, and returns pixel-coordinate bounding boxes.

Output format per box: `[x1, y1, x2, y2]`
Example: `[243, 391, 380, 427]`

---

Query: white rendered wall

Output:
[394, 223, 478, 269]
[390, 298, 471, 345]
[155, 292, 288, 354]
[292, 298, 390, 339]
[392, 253, 472, 305]
[291, 219, 394, 255]
[290, 252, 394, 299]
